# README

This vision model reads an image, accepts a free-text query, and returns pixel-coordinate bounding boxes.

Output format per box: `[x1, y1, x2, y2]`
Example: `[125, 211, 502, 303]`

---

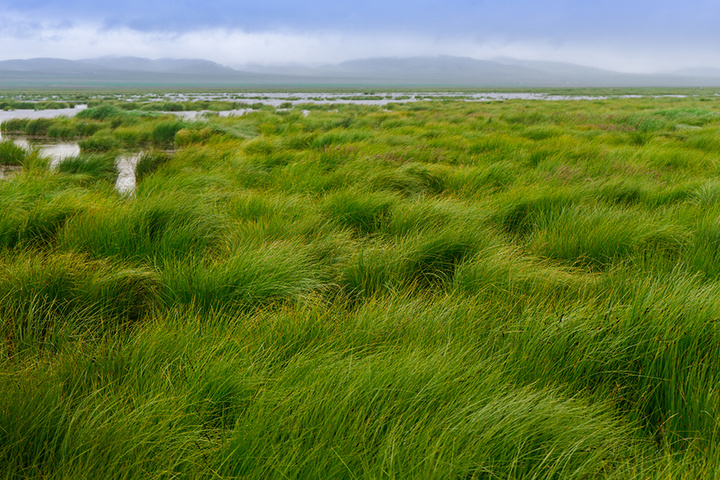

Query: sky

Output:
[1, 0, 719, 73]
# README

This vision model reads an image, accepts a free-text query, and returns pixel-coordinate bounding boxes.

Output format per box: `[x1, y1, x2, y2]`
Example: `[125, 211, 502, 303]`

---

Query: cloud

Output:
[5, 0, 720, 41]
[2, 7, 720, 73]
[0, 22, 457, 65]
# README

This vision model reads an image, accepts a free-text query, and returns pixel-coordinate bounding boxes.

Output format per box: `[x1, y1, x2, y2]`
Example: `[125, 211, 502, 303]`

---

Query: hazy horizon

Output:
[1, 0, 719, 74]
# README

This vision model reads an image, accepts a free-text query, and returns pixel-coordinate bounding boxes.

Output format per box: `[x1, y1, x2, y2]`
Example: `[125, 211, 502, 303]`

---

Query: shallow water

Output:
[115, 154, 139, 195]
[0, 133, 137, 193]
[124, 91, 669, 106]
[171, 109, 254, 120]
[0, 93, 685, 121]
[0, 105, 87, 122]
[1, 133, 81, 169]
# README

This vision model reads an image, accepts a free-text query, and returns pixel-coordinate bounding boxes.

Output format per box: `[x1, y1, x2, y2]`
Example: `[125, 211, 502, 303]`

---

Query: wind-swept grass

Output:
[161, 240, 323, 312]
[0, 140, 26, 166]
[0, 251, 158, 356]
[59, 192, 225, 262]
[152, 120, 185, 148]
[2, 93, 720, 478]
[55, 153, 118, 183]
[78, 130, 120, 152]
[134, 150, 171, 182]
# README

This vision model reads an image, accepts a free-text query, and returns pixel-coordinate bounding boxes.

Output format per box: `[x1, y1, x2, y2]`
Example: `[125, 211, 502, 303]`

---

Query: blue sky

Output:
[1, 0, 719, 72]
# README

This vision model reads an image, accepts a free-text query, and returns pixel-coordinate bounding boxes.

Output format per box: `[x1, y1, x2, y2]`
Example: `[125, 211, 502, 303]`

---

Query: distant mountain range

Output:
[0, 57, 298, 86]
[1, 55, 720, 88]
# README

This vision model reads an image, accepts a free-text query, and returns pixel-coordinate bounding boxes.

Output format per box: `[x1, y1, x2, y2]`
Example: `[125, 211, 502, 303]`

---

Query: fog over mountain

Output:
[670, 67, 720, 78]
[1, 55, 720, 88]
[80, 57, 237, 75]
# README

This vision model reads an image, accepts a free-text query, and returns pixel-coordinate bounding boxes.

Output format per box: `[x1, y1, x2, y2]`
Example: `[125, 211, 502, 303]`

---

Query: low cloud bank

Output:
[1, 14, 719, 74]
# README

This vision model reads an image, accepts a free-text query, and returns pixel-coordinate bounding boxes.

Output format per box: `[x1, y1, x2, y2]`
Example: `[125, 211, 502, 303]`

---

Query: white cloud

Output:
[2, 16, 720, 73]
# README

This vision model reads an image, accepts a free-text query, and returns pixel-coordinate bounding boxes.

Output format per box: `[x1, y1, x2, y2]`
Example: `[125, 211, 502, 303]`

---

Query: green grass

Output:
[0, 140, 26, 166]
[0, 251, 158, 356]
[2, 93, 720, 478]
[134, 150, 171, 181]
[55, 153, 118, 183]
[78, 130, 120, 152]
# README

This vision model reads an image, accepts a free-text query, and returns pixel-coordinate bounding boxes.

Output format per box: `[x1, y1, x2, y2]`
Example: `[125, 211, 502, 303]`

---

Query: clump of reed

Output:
[134, 150, 171, 181]
[56, 153, 118, 183]
[0, 252, 159, 356]
[0, 140, 26, 165]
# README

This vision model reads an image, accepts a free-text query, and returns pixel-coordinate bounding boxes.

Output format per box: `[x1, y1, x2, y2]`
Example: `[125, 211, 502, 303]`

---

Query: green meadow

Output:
[1, 94, 720, 478]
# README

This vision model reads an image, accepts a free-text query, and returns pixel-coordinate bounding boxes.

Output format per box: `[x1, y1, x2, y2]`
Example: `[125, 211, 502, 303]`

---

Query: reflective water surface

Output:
[115, 154, 140, 196]
[0, 132, 81, 169]
[0, 133, 138, 193]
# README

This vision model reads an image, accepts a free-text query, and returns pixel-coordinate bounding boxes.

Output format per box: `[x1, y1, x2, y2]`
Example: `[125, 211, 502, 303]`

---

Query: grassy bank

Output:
[1, 95, 720, 478]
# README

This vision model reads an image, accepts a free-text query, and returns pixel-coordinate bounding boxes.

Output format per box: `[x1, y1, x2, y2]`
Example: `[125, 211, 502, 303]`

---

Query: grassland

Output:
[1, 94, 720, 478]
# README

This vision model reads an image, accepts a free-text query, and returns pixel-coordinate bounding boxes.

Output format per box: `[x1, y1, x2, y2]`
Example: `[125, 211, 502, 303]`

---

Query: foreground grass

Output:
[1, 94, 720, 478]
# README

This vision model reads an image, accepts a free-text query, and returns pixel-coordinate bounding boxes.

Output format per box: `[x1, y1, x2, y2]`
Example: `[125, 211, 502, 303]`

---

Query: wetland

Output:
[1, 91, 720, 479]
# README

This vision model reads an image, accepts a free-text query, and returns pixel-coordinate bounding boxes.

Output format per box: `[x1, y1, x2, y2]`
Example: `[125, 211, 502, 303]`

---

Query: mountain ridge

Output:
[1, 55, 719, 87]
